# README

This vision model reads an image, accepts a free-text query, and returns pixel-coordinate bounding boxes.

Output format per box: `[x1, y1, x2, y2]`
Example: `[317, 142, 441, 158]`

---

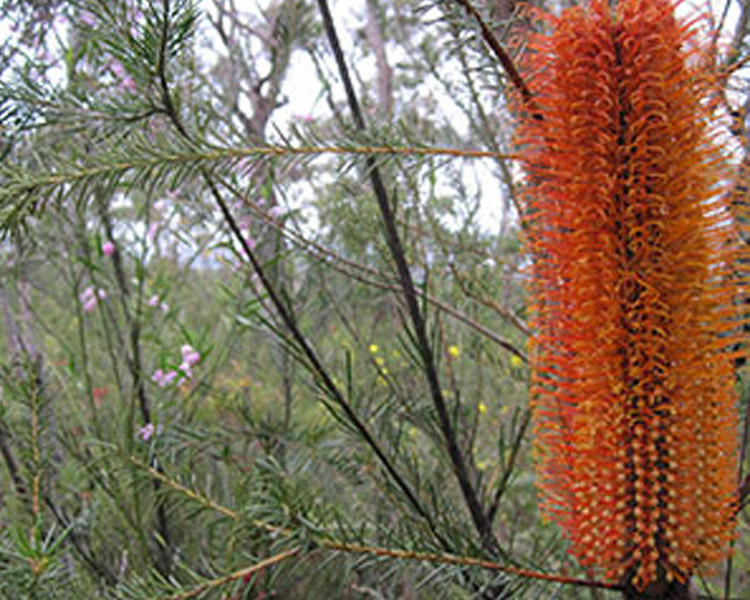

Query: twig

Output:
[153, 23, 449, 552]
[451, 0, 535, 108]
[129, 455, 622, 593]
[162, 548, 300, 600]
[315, 0, 504, 561]
[215, 174, 528, 358]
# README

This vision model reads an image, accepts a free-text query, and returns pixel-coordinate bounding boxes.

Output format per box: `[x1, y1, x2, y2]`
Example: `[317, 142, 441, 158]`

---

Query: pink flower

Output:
[181, 345, 200, 367]
[268, 206, 283, 218]
[178, 363, 193, 380]
[80, 10, 96, 26]
[147, 222, 159, 241]
[80, 286, 101, 312]
[152, 369, 178, 387]
[118, 76, 137, 93]
[97, 288, 107, 300]
[160, 302, 169, 313]
[137, 423, 155, 441]
[244, 236, 257, 251]
[148, 294, 160, 307]
[110, 61, 126, 78]
[103, 241, 115, 256]
[162, 370, 178, 386]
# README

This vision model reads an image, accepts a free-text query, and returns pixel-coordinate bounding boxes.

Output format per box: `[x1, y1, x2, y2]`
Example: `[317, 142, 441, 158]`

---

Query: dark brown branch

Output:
[153, 9, 448, 553]
[451, 0, 535, 108]
[204, 175, 449, 548]
[314, 0, 507, 564]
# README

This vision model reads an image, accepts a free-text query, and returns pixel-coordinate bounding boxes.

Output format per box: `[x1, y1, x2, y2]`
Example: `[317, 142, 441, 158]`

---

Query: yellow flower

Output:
[477, 460, 488, 471]
[448, 345, 460, 358]
[478, 402, 488, 414]
[368, 344, 379, 354]
[510, 355, 522, 368]
[375, 356, 385, 367]
[408, 426, 418, 438]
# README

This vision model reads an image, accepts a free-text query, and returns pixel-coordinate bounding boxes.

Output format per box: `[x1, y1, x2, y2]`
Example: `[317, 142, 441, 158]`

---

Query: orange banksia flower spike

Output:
[515, 0, 746, 593]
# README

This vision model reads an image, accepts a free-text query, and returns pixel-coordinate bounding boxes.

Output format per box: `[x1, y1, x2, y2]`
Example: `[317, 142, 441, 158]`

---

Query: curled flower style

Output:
[515, 0, 746, 591]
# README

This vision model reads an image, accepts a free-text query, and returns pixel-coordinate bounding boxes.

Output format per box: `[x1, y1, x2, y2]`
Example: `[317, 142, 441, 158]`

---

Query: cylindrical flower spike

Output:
[515, 0, 745, 591]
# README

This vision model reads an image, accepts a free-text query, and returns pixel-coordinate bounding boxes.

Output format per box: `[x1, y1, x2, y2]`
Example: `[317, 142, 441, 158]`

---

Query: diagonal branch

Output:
[151, 25, 448, 551]
[129, 454, 623, 593]
[451, 0, 535, 108]
[163, 548, 300, 600]
[315, 0, 505, 562]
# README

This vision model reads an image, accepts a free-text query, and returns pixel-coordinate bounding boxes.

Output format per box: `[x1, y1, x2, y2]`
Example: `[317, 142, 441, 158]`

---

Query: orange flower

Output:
[515, 0, 744, 590]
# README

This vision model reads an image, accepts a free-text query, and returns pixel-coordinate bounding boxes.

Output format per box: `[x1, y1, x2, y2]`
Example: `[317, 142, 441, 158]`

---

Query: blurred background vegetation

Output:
[0, 0, 748, 598]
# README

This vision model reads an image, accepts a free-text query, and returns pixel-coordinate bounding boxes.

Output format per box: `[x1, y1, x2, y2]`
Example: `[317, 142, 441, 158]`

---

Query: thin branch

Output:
[0, 145, 516, 210]
[451, 0, 535, 108]
[315, 0, 505, 564]
[213, 174, 527, 358]
[205, 174, 449, 547]
[129, 454, 622, 593]
[152, 39, 449, 551]
[162, 548, 300, 600]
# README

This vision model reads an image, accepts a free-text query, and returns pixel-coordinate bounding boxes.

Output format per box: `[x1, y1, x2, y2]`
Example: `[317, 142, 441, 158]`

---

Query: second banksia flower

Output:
[515, 0, 746, 592]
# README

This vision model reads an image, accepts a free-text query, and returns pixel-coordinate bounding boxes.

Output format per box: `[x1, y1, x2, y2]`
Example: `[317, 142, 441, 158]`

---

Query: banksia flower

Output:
[515, 0, 745, 591]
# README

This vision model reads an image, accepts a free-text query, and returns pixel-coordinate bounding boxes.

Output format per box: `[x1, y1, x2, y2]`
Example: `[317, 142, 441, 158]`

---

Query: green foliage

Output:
[0, 0, 747, 599]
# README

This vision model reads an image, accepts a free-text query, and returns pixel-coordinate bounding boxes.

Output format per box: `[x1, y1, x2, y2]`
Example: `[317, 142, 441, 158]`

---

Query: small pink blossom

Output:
[152, 369, 178, 387]
[147, 222, 159, 241]
[160, 302, 169, 313]
[178, 363, 193, 380]
[118, 76, 137, 93]
[103, 241, 115, 256]
[181, 345, 201, 367]
[244, 236, 257, 251]
[80, 10, 96, 26]
[153, 199, 168, 213]
[268, 206, 283, 218]
[80, 286, 105, 312]
[110, 61, 126, 78]
[148, 294, 160, 307]
[137, 423, 155, 441]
